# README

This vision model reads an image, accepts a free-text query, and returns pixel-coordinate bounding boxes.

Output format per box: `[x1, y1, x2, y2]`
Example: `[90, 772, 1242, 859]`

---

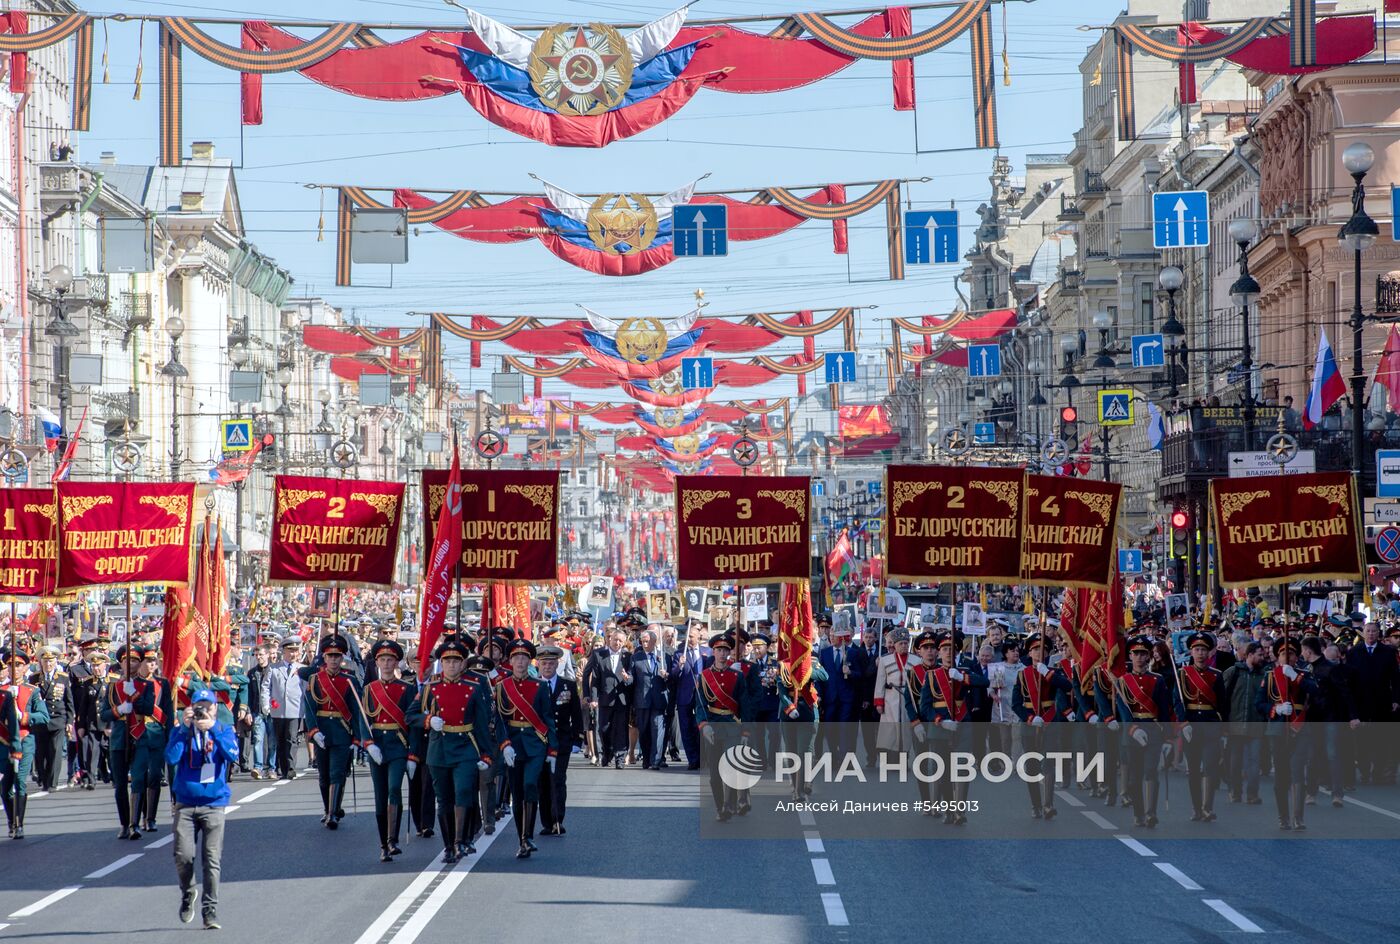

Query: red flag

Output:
[778, 582, 817, 706]
[51, 405, 88, 482]
[825, 528, 856, 595]
[482, 583, 531, 639]
[207, 521, 231, 676]
[1374, 324, 1400, 412]
[164, 519, 211, 683]
[418, 445, 463, 674]
[1077, 569, 1126, 681]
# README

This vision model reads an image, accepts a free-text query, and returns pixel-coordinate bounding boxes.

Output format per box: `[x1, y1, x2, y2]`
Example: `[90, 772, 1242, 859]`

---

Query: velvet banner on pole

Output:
[56, 482, 196, 592]
[884, 465, 1023, 584]
[1020, 475, 1121, 590]
[1209, 471, 1362, 588]
[674, 475, 810, 583]
[422, 469, 560, 584]
[0, 488, 59, 598]
[268, 475, 405, 587]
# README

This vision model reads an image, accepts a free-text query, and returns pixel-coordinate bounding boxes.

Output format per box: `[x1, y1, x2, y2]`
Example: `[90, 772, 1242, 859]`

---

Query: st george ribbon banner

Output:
[269, 475, 405, 586]
[674, 474, 810, 583]
[1020, 475, 1121, 589]
[884, 465, 1023, 584]
[56, 481, 196, 591]
[422, 469, 560, 584]
[0, 488, 59, 597]
[1209, 470, 1363, 587]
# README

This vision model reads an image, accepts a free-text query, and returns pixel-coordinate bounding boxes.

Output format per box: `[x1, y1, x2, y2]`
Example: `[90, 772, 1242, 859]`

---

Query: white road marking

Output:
[0, 923, 9, 932]
[797, 808, 816, 827]
[1202, 899, 1263, 933]
[1054, 789, 1085, 808]
[1080, 810, 1116, 830]
[810, 858, 836, 886]
[273, 779, 291, 786]
[84, 854, 143, 879]
[237, 787, 277, 804]
[145, 834, 174, 850]
[1114, 834, 1156, 857]
[385, 820, 510, 944]
[1154, 862, 1203, 891]
[804, 831, 824, 853]
[28, 792, 48, 800]
[820, 892, 849, 926]
[351, 863, 443, 944]
[8, 886, 81, 918]
[223, 805, 241, 814]
[1344, 796, 1400, 822]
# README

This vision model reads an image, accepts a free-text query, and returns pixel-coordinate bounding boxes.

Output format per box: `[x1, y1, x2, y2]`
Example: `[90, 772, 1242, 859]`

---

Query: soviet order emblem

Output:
[528, 23, 635, 116]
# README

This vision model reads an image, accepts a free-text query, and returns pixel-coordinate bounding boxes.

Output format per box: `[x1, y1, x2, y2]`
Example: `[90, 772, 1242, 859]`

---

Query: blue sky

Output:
[79, 0, 1132, 399]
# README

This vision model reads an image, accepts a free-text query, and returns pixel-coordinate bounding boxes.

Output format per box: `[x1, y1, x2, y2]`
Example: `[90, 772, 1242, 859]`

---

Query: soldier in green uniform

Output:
[413, 635, 498, 864]
[496, 638, 557, 860]
[1114, 635, 1173, 828]
[363, 639, 418, 862]
[101, 645, 173, 838]
[695, 632, 751, 822]
[216, 641, 251, 776]
[2, 646, 50, 839]
[779, 653, 827, 801]
[303, 634, 369, 830]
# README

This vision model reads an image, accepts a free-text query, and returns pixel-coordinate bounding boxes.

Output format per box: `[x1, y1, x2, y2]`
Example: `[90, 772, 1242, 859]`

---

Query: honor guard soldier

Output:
[480, 633, 513, 824]
[1013, 633, 1071, 820]
[2, 647, 50, 838]
[1179, 631, 1227, 822]
[414, 635, 497, 864]
[73, 648, 112, 788]
[29, 645, 73, 792]
[536, 645, 582, 837]
[497, 638, 558, 859]
[464, 650, 497, 842]
[927, 631, 987, 824]
[779, 657, 826, 801]
[363, 639, 417, 862]
[1260, 635, 1317, 830]
[695, 632, 751, 822]
[904, 631, 939, 813]
[303, 633, 369, 830]
[1114, 635, 1173, 828]
[745, 632, 781, 768]
[1089, 659, 1122, 805]
[102, 645, 172, 839]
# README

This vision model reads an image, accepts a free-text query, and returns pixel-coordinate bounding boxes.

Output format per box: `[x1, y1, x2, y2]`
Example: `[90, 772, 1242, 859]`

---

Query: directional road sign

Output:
[673, 204, 728, 257]
[1377, 449, 1400, 497]
[1377, 526, 1400, 565]
[1131, 333, 1166, 368]
[1227, 450, 1316, 478]
[904, 210, 958, 265]
[1118, 548, 1143, 575]
[221, 418, 253, 454]
[824, 351, 857, 384]
[681, 357, 714, 390]
[967, 343, 1002, 378]
[1097, 389, 1133, 426]
[972, 423, 995, 445]
[1152, 190, 1210, 249]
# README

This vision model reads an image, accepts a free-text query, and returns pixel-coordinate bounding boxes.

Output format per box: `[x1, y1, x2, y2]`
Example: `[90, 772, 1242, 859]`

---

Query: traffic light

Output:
[1171, 507, 1189, 542]
[1060, 406, 1078, 424]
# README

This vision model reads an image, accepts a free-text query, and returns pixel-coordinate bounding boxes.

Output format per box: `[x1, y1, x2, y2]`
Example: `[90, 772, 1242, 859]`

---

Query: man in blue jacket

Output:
[165, 688, 238, 930]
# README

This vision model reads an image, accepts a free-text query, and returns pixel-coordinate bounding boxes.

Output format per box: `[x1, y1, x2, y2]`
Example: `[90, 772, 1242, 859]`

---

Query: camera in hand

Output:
[191, 702, 213, 722]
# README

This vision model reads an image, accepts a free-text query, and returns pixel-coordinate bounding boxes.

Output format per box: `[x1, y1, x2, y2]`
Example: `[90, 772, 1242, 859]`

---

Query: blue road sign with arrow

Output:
[672, 204, 728, 257]
[904, 210, 958, 265]
[967, 343, 1001, 378]
[824, 351, 857, 384]
[1132, 334, 1166, 368]
[973, 423, 995, 445]
[681, 357, 714, 389]
[1118, 548, 1143, 575]
[1152, 190, 1210, 249]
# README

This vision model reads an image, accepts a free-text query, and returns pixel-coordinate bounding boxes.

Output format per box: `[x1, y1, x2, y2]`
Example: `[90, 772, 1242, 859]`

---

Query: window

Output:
[576, 469, 588, 486]
[578, 499, 588, 517]
[1139, 281, 1154, 335]
[560, 470, 572, 485]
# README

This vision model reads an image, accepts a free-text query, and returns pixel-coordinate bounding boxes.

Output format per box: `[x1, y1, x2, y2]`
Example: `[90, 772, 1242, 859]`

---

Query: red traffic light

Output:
[1170, 509, 1189, 530]
[1060, 406, 1078, 423]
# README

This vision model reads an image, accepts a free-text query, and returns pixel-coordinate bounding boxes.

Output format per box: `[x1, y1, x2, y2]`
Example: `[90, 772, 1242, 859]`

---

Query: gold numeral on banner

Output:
[1041, 495, 1060, 517]
[2, 508, 12, 531]
[736, 498, 752, 519]
[327, 497, 346, 519]
[488, 490, 496, 513]
[947, 486, 965, 509]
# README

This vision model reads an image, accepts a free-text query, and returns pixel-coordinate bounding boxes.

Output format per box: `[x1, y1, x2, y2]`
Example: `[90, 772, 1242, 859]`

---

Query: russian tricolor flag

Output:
[1304, 329, 1347, 430]
[35, 407, 61, 452]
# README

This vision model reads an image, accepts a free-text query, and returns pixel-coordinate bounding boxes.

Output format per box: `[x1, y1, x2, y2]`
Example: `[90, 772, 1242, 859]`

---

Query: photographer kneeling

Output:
[164, 688, 238, 930]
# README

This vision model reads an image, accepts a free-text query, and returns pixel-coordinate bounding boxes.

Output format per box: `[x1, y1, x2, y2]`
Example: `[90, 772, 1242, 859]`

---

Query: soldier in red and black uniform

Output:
[302, 634, 369, 830]
[2, 646, 50, 839]
[363, 639, 418, 862]
[1259, 635, 1317, 830]
[904, 630, 938, 813]
[695, 632, 751, 822]
[1114, 635, 1173, 828]
[1178, 631, 1227, 822]
[496, 638, 557, 860]
[926, 631, 987, 824]
[1013, 633, 1071, 820]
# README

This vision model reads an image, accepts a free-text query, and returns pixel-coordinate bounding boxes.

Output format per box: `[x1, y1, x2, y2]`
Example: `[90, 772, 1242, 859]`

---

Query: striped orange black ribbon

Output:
[159, 24, 182, 166]
[1114, 30, 1135, 142]
[794, 0, 989, 60]
[162, 18, 361, 73]
[969, 8, 997, 149]
[341, 187, 481, 223]
[749, 308, 853, 337]
[0, 13, 88, 52]
[754, 356, 823, 374]
[351, 326, 427, 347]
[502, 356, 587, 377]
[1290, 0, 1316, 67]
[72, 19, 94, 131]
[765, 180, 898, 221]
[1114, 19, 1273, 62]
[335, 189, 354, 286]
[885, 183, 904, 281]
[430, 314, 541, 341]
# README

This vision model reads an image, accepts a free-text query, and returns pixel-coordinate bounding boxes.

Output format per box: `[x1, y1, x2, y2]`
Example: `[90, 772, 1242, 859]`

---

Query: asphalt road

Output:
[4, 757, 1400, 943]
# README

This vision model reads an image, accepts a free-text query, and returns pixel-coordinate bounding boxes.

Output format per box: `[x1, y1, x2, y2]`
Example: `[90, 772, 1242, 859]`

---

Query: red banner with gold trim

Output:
[1020, 475, 1121, 589]
[0, 488, 59, 597]
[884, 465, 1023, 583]
[675, 475, 810, 583]
[56, 482, 195, 591]
[1209, 471, 1362, 587]
[269, 475, 405, 586]
[422, 469, 559, 584]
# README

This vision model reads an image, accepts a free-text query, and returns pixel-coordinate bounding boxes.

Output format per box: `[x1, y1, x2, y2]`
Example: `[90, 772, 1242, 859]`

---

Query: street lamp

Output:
[1339, 141, 1378, 479]
[1059, 335, 1080, 390]
[161, 315, 187, 479]
[42, 265, 79, 470]
[229, 342, 251, 368]
[1091, 311, 1115, 370]
[312, 388, 335, 453]
[1228, 218, 1261, 450]
[1159, 265, 1185, 399]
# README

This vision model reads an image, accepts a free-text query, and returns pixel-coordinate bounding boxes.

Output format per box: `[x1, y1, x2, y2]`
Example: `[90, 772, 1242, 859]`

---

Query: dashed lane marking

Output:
[84, 854, 143, 879]
[1054, 789, 1085, 808]
[8, 886, 81, 919]
[1202, 899, 1264, 933]
[820, 892, 849, 927]
[1154, 863, 1203, 891]
[1114, 834, 1156, 857]
[145, 834, 174, 850]
[810, 858, 836, 886]
[1080, 810, 1116, 830]
[1344, 795, 1400, 822]
[803, 831, 824, 853]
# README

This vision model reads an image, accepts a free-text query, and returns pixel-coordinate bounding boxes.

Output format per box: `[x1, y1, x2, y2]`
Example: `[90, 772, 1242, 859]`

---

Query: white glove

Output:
[429, 716, 445, 732]
[1035, 663, 1050, 677]
[1065, 711, 1077, 722]
[940, 719, 958, 733]
[123, 681, 136, 696]
[477, 760, 490, 771]
[948, 668, 964, 682]
[503, 745, 517, 768]
[117, 702, 133, 716]
[1107, 719, 1120, 732]
[313, 731, 326, 749]
[406, 760, 418, 779]
[1132, 728, 1148, 747]
[547, 756, 556, 773]
[702, 726, 716, 744]
[912, 722, 928, 743]
[1031, 715, 1044, 727]
[1281, 664, 1298, 681]
[1181, 724, 1194, 743]
[1087, 713, 1100, 725]
[1276, 702, 1293, 717]
[366, 743, 383, 765]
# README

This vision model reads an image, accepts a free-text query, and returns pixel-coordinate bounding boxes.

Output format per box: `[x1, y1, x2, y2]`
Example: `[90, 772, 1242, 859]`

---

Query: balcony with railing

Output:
[1378, 273, 1400, 318]
[1082, 171, 1107, 195]
[1160, 407, 1368, 480]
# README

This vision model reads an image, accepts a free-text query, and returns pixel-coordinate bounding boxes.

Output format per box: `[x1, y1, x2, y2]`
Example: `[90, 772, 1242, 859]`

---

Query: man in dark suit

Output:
[583, 627, 632, 769]
[536, 645, 582, 836]
[31, 646, 75, 790]
[671, 622, 711, 769]
[817, 626, 867, 760]
[1346, 621, 1400, 784]
[631, 628, 671, 769]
